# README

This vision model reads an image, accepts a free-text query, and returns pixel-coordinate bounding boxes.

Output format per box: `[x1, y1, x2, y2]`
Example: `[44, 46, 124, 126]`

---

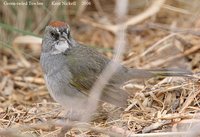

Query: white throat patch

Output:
[52, 41, 69, 54]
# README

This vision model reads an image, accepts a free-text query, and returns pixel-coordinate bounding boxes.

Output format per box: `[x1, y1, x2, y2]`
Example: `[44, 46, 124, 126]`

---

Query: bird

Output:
[40, 21, 192, 109]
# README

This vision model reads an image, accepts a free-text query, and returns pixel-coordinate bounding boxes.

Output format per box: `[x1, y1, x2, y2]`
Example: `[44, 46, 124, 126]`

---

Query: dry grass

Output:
[0, 0, 200, 136]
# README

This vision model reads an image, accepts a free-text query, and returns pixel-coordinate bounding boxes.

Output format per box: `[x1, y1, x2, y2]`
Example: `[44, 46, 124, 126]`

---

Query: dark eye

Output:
[50, 31, 59, 40]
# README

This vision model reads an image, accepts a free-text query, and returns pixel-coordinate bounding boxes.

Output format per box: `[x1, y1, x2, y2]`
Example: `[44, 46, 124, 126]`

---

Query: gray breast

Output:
[40, 53, 87, 109]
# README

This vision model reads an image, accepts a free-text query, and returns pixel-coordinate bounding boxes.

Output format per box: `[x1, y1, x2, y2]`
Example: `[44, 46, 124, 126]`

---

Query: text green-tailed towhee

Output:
[40, 21, 191, 109]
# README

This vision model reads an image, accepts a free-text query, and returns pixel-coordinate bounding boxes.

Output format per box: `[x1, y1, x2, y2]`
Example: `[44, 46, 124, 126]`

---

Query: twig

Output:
[142, 120, 171, 133]
[92, 0, 105, 16]
[143, 84, 188, 96]
[81, 24, 127, 122]
[163, 4, 191, 15]
[158, 113, 200, 120]
[80, 0, 129, 122]
[75, 1, 87, 17]
[80, 0, 166, 33]
[123, 33, 177, 66]
[143, 45, 200, 68]
[33, 5, 59, 34]
[124, 0, 165, 28]
[12, 46, 31, 68]
[13, 76, 45, 84]
[0, 121, 122, 137]
[147, 22, 200, 36]
[179, 85, 200, 113]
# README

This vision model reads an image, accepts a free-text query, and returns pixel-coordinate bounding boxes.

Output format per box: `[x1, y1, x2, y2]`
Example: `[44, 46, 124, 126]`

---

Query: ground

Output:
[0, 0, 200, 136]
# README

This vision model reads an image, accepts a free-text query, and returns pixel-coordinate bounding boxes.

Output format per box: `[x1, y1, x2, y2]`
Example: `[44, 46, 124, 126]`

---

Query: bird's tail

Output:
[127, 68, 193, 80]
[147, 68, 193, 77]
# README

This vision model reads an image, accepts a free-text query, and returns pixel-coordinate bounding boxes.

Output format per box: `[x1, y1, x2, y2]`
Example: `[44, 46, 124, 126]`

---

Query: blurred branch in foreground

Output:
[80, 0, 166, 33]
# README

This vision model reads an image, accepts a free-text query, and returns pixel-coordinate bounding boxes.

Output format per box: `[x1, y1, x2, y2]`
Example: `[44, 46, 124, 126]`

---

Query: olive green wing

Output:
[65, 45, 109, 94]
[64, 45, 129, 107]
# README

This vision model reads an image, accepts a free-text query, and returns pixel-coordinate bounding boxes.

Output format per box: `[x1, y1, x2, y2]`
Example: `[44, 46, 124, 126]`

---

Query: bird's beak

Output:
[59, 32, 68, 41]
[59, 32, 72, 46]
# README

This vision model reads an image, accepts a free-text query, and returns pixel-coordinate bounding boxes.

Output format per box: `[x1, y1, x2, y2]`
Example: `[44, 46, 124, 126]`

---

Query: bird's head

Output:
[42, 21, 75, 54]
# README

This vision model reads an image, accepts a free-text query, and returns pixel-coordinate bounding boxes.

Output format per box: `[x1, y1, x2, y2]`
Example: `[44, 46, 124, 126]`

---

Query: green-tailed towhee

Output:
[40, 21, 191, 109]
